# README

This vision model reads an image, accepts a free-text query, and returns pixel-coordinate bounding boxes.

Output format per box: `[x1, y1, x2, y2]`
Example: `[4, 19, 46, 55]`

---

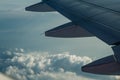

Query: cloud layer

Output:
[0, 48, 117, 80]
[0, 73, 13, 80]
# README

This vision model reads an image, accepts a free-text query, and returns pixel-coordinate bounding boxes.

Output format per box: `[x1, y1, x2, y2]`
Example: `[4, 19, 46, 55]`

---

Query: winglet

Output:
[25, 2, 55, 12]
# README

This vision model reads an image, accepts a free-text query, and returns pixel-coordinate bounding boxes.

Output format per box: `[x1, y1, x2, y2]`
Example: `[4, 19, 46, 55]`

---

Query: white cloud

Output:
[0, 48, 116, 80]
[115, 76, 120, 80]
[0, 73, 13, 80]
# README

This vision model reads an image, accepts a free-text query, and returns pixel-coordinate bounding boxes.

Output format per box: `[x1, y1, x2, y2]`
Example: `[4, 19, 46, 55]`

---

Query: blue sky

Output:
[0, 1, 117, 80]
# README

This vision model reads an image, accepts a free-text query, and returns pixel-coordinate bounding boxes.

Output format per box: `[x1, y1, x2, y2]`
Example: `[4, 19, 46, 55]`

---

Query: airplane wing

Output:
[45, 22, 93, 38]
[25, 2, 55, 12]
[26, 0, 120, 75]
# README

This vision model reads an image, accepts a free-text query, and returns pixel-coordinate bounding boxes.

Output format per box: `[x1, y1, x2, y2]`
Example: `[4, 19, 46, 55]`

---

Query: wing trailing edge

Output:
[45, 22, 93, 38]
[25, 2, 55, 12]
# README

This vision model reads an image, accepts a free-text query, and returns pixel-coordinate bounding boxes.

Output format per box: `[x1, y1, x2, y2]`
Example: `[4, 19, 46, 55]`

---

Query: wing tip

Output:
[25, 7, 30, 11]
[25, 2, 55, 12]
[82, 55, 120, 75]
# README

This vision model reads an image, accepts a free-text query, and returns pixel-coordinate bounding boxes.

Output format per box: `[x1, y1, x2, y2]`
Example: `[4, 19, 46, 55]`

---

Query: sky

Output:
[0, 0, 118, 80]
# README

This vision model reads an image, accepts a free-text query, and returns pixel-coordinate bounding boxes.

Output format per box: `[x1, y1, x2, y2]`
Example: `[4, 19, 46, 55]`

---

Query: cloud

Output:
[0, 73, 13, 80]
[0, 48, 116, 80]
[115, 76, 120, 80]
